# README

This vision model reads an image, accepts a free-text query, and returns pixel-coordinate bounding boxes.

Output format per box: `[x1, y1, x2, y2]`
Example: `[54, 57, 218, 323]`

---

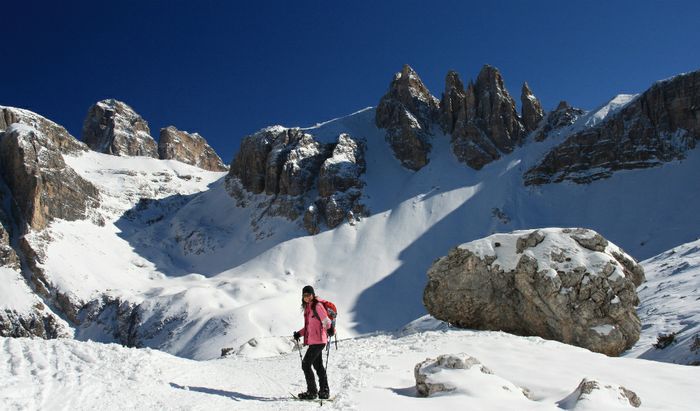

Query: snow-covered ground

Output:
[2, 320, 699, 410]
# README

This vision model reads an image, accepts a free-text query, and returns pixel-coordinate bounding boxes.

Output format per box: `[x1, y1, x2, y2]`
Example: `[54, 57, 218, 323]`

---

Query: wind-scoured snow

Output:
[2, 324, 699, 410]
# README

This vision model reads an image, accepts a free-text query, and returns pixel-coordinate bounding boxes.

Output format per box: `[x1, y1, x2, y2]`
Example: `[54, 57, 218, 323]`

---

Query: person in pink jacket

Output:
[293, 285, 331, 400]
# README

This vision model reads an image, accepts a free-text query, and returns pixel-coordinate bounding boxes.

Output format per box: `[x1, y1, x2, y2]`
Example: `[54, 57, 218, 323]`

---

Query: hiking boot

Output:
[318, 390, 330, 400]
[298, 391, 318, 400]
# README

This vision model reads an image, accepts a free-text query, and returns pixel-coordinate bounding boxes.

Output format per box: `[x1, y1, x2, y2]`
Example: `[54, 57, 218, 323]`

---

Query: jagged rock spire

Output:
[439, 71, 467, 134]
[521, 82, 544, 132]
[376, 64, 439, 170]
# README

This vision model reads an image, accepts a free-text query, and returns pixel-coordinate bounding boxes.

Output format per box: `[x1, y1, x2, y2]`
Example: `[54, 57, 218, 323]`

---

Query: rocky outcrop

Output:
[521, 82, 544, 132]
[158, 126, 227, 171]
[533, 101, 585, 142]
[228, 128, 367, 233]
[561, 378, 641, 408]
[0, 307, 70, 339]
[376, 65, 439, 170]
[424, 228, 644, 356]
[311, 134, 367, 230]
[0, 124, 100, 231]
[82, 99, 158, 157]
[446, 65, 527, 169]
[525, 70, 700, 184]
[0, 106, 87, 155]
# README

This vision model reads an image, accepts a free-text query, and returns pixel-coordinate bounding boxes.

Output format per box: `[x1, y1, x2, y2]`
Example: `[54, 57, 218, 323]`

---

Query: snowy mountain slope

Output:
[625, 238, 700, 365]
[24, 102, 700, 360]
[2, 324, 699, 410]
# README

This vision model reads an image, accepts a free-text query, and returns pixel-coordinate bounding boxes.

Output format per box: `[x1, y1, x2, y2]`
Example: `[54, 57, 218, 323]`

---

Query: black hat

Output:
[302, 285, 315, 295]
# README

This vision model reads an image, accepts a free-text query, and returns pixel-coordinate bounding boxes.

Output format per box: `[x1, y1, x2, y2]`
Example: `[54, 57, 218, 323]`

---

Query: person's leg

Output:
[301, 345, 324, 397]
[312, 345, 329, 397]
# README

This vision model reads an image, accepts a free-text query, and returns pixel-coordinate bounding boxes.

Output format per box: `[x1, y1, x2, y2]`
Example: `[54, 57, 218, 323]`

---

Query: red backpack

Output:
[312, 299, 337, 337]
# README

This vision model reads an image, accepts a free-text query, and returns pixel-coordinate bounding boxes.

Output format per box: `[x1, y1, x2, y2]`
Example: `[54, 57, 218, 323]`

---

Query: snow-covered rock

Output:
[559, 377, 641, 409]
[424, 228, 645, 355]
[415, 353, 530, 398]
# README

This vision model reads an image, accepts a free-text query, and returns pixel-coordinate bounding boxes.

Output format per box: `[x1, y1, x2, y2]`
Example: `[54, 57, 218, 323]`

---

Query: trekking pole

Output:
[325, 340, 331, 370]
[295, 338, 303, 366]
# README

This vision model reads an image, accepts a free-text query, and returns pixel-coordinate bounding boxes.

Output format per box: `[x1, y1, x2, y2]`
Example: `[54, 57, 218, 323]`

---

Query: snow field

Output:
[2, 326, 699, 411]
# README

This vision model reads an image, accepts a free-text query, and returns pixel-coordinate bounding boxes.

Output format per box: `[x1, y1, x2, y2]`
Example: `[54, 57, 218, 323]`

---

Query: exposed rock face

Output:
[313, 134, 367, 229]
[533, 101, 585, 142]
[0, 308, 70, 339]
[82, 99, 158, 157]
[424, 228, 644, 356]
[228, 128, 367, 233]
[447, 65, 527, 169]
[0, 181, 20, 269]
[521, 82, 544, 132]
[376, 65, 439, 170]
[158, 126, 227, 171]
[0, 124, 100, 231]
[0, 106, 87, 155]
[439, 71, 468, 134]
[525, 70, 700, 184]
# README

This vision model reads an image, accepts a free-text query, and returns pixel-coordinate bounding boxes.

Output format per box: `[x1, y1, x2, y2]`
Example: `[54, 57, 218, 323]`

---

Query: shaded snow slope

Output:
[2, 326, 699, 410]
[625, 238, 700, 365]
[21, 106, 700, 360]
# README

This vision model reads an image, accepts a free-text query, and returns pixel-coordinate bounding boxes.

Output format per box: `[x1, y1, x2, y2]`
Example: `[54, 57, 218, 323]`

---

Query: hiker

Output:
[293, 285, 331, 400]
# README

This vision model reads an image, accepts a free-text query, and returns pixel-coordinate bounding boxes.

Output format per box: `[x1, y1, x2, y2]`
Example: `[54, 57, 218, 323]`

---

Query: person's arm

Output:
[317, 304, 332, 329]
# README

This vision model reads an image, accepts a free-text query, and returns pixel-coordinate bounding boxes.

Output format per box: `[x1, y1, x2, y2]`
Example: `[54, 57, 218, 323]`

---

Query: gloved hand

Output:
[293, 331, 301, 341]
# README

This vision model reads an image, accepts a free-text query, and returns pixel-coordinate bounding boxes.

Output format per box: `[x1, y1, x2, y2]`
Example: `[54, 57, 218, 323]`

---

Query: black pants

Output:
[302, 344, 328, 394]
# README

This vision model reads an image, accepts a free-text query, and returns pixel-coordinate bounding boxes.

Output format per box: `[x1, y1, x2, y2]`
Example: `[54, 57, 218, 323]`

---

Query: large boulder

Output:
[82, 99, 158, 157]
[158, 126, 227, 171]
[525, 70, 700, 184]
[0, 124, 100, 231]
[376, 65, 439, 170]
[424, 228, 645, 356]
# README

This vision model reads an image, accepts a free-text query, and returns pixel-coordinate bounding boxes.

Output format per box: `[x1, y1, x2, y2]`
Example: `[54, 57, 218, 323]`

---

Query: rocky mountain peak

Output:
[376, 65, 439, 171]
[472, 64, 524, 152]
[158, 126, 227, 172]
[439, 70, 467, 134]
[82, 99, 158, 158]
[520, 82, 544, 132]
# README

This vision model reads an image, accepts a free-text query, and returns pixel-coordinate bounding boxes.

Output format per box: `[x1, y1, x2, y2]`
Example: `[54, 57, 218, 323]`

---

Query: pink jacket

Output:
[297, 300, 331, 346]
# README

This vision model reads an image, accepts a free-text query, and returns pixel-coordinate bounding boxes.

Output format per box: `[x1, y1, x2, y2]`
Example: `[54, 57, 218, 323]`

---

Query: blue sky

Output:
[3, 0, 699, 162]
